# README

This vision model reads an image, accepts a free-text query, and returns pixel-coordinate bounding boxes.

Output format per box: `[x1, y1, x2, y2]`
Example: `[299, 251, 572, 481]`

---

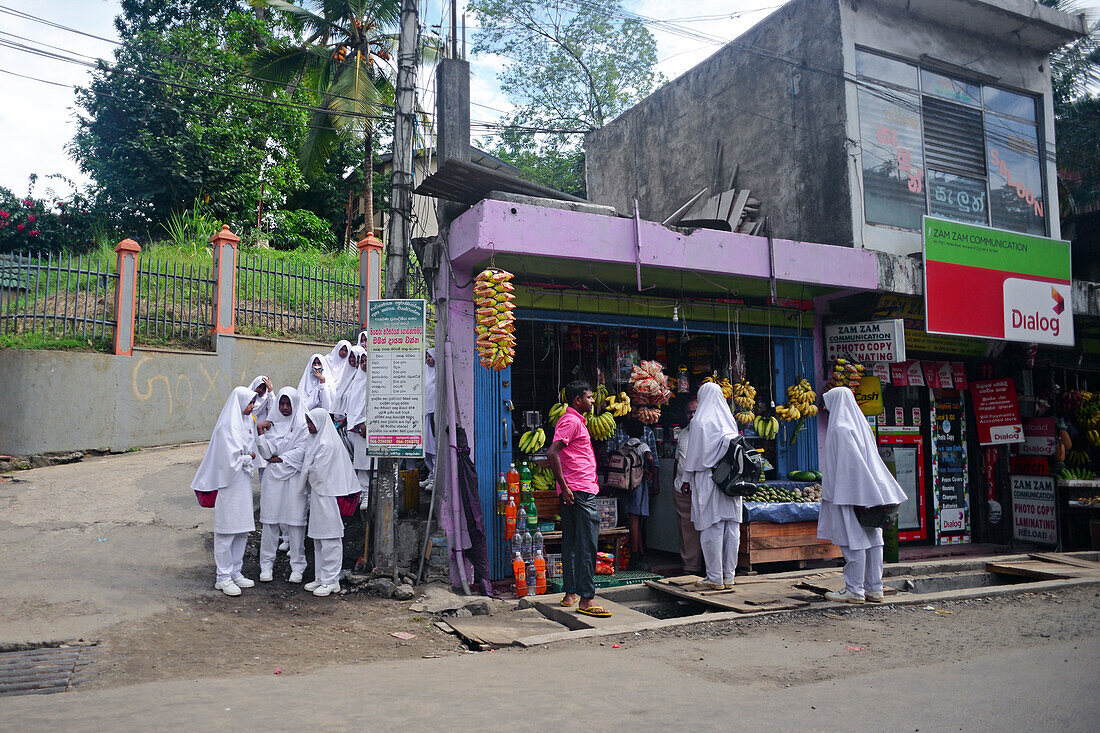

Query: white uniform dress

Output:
[191, 386, 257, 585]
[298, 353, 339, 413]
[256, 386, 310, 574]
[817, 387, 909, 597]
[248, 375, 274, 477]
[342, 346, 373, 507]
[684, 383, 743, 586]
[302, 407, 358, 587]
[324, 340, 356, 415]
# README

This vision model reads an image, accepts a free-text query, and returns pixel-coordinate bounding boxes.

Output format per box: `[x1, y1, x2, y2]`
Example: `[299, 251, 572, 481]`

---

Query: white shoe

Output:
[825, 588, 865, 604]
[259, 568, 274, 582]
[232, 574, 255, 588]
[288, 570, 304, 584]
[214, 579, 241, 597]
[312, 583, 340, 597]
[278, 540, 290, 553]
[866, 590, 885, 603]
[304, 579, 323, 592]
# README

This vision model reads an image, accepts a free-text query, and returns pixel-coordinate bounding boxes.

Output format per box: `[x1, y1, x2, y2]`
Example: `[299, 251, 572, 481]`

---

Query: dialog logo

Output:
[1003, 277, 1073, 346]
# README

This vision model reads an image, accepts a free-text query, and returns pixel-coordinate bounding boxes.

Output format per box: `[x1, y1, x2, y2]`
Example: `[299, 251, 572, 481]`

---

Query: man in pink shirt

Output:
[546, 381, 611, 618]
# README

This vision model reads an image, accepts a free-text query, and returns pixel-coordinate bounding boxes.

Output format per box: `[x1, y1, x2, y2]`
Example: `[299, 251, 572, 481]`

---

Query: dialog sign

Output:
[825, 319, 906, 363]
[923, 217, 1073, 346]
[1010, 474, 1057, 545]
[971, 378, 1024, 446]
[365, 299, 426, 458]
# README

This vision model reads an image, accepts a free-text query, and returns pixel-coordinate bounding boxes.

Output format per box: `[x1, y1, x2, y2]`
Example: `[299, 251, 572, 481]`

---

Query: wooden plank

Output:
[1028, 552, 1100, 570]
[663, 575, 704, 586]
[534, 594, 654, 630]
[745, 521, 821, 538]
[447, 608, 567, 649]
[986, 560, 1081, 580]
[750, 535, 836, 550]
[662, 188, 709, 226]
[740, 543, 843, 565]
[725, 190, 751, 227]
[645, 580, 813, 613]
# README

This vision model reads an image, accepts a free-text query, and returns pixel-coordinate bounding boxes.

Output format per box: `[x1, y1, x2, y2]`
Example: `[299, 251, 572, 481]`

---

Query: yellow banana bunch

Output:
[519, 427, 546, 454]
[605, 392, 631, 417]
[1087, 429, 1100, 447]
[548, 401, 568, 426]
[781, 378, 818, 419]
[735, 410, 755, 426]
[732, 379, 757, 410]
[585, 411, 617, 441]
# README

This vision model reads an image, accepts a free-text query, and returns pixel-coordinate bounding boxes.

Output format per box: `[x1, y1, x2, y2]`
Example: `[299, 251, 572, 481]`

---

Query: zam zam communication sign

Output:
[923, 216, 1073, 347]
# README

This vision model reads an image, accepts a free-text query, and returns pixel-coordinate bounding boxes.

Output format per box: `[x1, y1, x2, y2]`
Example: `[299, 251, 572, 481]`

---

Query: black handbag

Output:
[854, 504, 900, 528]
[711, 435, 764, 498]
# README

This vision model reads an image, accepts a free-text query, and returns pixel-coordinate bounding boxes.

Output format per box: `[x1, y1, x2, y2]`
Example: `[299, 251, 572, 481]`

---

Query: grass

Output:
[0, 331, 112, 352]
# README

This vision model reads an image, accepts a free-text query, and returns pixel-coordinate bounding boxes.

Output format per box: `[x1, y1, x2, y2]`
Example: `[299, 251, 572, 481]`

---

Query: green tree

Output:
[69, 9, 309, 238]
[468, 0, 663, 195]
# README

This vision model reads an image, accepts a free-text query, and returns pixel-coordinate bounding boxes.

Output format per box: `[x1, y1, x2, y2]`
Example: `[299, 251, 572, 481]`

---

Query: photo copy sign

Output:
[366, 299, 426, 458]
[971, 378, 1024, 446]
[825, 319, 906, 363]
[1010, 475, 1057, 545]
[923, 217, 1072, 346]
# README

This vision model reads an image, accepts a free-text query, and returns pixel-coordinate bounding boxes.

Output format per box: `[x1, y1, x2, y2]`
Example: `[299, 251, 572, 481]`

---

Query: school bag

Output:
[604, 445, 644, 495]
[711, 435, 764, 497]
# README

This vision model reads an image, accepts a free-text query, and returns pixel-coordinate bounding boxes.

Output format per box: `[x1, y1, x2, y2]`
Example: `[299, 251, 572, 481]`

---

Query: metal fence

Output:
[134, 258, 214, 347]
[235, 252, 361, 342]
[0, 250, 117, 343]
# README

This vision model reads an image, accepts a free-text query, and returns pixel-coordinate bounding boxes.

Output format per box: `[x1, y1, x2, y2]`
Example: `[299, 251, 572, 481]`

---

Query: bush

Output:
[268, 209, 337, 251]
[0, 186, 99, 253]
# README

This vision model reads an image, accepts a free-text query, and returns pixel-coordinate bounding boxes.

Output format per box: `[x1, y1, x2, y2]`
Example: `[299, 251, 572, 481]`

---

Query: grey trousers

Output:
[561, 491, 600, 599]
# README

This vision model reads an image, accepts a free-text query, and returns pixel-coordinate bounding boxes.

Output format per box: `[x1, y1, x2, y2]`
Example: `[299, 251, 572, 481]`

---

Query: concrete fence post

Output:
[113, 238, 141, 356]
[358, 232, 384, 329]
[210, 224, 240, 343]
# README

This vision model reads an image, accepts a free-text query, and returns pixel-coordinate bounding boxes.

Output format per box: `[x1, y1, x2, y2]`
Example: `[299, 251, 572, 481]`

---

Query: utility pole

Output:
[374, 0, 418, 578]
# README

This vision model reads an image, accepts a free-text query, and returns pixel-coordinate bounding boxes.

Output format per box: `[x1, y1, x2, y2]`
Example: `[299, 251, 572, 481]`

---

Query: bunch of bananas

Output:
[703, 375, 736, 400]
[585, 410, 617, 441]
[1078, 396, 1100, 429]
[734, 410, 755, 426]
[530, 464, 556, 491]
[605, 392, 631, 417]
[1067, 449, 1092, 468]
[753, 415, 780, 439]
[1086, 429, 1100, 447]
[518, 427, 546, 454]
[548, 389, 568, 426]
[776, 378, 818, 422]
[474, 268, 516, 371]
[732, 379, 757, 409]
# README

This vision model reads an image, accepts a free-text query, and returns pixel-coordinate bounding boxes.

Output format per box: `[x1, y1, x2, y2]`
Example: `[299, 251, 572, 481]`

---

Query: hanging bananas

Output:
[530, 464, 556, 491]
[585, 410, 617, 441]
[605, 392, 631, 417]
[735, 410, 756, 426]
[518, 427, 547, 454]
[732, 379, 757, 409]
[702, 375, 737, 400]
[753, 415, 780, 439]
[777, 378, 817, 421]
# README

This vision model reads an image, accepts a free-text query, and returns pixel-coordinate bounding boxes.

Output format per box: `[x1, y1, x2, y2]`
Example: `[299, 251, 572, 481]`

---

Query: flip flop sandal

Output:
[576, 606, 612, 618]
[560, 597, 577, 607]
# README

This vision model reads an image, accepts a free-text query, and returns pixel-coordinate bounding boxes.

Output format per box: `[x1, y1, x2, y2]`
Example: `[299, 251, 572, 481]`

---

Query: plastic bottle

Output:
[512, 552, 527, 597]
[519, 461, 533, 501]
[496, 473, 508, 516]
[516, 504, 527, 544]
[526, 559, 537, 595]
[506, 462, 520, 506]
[532, 529, 544, 559]
[521, 528, 533, 562]
[505, 497, 518, 540]
[511, 530, 523, 558]
[533, 550, 547, 595]
[526, 498, 538, 532]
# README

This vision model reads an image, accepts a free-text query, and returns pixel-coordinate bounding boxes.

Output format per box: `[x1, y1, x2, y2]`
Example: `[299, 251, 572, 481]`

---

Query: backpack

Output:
[604, 445, 644, 494]
[711, 435, 765, 497]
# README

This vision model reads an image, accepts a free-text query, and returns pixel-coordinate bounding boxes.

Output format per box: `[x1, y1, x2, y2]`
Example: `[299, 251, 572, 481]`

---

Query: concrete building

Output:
[585, 0, 1087, 257]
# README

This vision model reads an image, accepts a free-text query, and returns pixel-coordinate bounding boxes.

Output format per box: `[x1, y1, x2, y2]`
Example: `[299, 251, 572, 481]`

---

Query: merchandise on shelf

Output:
[474, 268, 516, 371]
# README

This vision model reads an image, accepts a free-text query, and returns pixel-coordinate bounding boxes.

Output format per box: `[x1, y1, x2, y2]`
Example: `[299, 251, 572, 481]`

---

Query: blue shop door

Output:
[772, 337, 819, 476]
[474, 363, 512, 580]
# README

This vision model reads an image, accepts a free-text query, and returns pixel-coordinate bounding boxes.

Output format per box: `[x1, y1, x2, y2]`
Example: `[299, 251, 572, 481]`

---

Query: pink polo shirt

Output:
[552, 406, 599, 495]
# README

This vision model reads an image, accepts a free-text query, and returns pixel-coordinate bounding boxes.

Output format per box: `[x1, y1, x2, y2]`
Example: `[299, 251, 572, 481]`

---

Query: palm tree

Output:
[250, 0, 404, 245]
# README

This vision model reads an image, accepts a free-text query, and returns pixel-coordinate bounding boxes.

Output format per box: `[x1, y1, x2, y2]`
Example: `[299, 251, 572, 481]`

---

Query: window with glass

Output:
[853, 48, 1048, 236]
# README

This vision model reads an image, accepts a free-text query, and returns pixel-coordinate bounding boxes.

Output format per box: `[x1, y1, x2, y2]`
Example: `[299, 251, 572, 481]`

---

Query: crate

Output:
[546, 553, 563, 578]
[536, 520, 557, 533]
[594, 496, 618, 529]
[548, 570, 661, 593]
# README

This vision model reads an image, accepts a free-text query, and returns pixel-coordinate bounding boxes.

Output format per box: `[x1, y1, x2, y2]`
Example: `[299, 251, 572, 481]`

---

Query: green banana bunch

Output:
[518, 427, 546, 454]
[753, 415, 780, 440]
[585, 411, 617, 441]
[548, 402, 567, 426]
[531, 464, 556, 491]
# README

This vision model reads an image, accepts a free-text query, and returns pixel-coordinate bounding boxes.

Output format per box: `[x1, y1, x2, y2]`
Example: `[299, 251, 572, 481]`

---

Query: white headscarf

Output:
[325, 340, 355, 390]
[423, 347, 437, 414]
[257, 386, 309, 480]
[298, 353, 335, 412]
[822, 387, 908, 507]
[683, 381, 739, 472]
[303, 407, 358, 497]
[342, 345, 369, 427]
[248, 375, 273, 422]
[356, 329, 370, 350]
[191, 386, 256, 491]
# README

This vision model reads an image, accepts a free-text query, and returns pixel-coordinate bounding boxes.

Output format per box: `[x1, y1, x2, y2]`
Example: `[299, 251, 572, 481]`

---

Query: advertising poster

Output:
[932, 391, 970, 542]
[825, 319, 906, 362]
[971, 378, 1024, 445]
[1010, 474, 1058, 545]
[923, 217, 1073, 346]
[366, 299, 426, 458]
[1020, 418, 1056, 456]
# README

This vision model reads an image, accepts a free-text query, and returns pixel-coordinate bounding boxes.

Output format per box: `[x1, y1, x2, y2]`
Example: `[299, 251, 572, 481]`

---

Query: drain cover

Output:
[0, 645, 100, 697]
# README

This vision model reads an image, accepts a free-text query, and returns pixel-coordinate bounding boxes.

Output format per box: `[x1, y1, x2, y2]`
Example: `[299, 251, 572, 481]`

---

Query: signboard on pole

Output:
[825, 319, 906, 362]
[923, 216, 1073, 346]
[971, 378, 1024, 446]
[1010, 474, 1058, 545]
[366, 299, 426, 458]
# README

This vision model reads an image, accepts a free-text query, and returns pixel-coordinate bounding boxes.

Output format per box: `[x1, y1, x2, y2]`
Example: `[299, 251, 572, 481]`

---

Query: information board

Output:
[971, 378, 1024, 446]
[365, 299, 426, 458]
[825, 319, 906, 362]
[932, 391, 970, 542]
[1010, 474, 1058, 545]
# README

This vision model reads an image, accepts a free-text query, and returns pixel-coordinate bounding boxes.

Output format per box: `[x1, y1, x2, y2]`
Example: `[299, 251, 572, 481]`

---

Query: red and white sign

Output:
[972, 378, 1024, 446]
[923, 362, 940, 389]
[872, 362, 891, 384]
[891, 363, 909, 386]
[825, 319, 906, 362]
[952, 362, 969, 390]
[937, 362, 955, 389]
[906, 361, 925, 387]
[1020, 418, 1056, 456]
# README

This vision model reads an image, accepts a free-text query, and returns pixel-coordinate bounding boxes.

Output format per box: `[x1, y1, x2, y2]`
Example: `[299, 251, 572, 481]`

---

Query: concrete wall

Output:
[0, 334, 331, 455]
[585, 0, 853, 247]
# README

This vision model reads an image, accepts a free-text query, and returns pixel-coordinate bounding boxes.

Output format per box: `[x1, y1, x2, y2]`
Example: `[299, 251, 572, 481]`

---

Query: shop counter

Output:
[738, 491, 839, 572]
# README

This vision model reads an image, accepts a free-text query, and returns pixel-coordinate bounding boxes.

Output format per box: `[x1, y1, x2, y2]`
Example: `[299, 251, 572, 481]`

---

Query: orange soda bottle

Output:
[534, 550, 547, 595]
[505, 497, 518, 540]
[512, 552, 528, 597]
[506, 462, 520, 506]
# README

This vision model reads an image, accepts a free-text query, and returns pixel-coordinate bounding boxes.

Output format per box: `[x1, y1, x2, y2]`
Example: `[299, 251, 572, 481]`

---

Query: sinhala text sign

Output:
[1010, 474, 1057, 545]
[825, 319, 906, 363]
[923, 216, 1072, 346]
[366, 299, 426, 458]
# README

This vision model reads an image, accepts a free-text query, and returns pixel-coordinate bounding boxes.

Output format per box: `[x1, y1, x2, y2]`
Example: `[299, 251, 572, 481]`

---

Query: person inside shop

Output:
[191, 386, 259, 597]
[682, 382, 742, 590]
[818, 386, 908, 604]
[606, 416, 659, 570]
[673, 396, 703, 576]
[546, 380, 612, 618]
[301, 407, 359, 597]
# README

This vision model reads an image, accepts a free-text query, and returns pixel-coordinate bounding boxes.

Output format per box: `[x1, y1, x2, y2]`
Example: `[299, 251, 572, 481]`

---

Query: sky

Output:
[0, 1, 799, 196]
